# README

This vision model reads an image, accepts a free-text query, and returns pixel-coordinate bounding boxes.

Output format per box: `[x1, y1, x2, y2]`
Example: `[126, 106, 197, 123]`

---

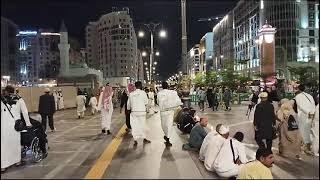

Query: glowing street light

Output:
[138, 31, 145, 38]
[144, 62, 147, 65]
[159, 30, 167, 38]
[155, 51, 160, 56]
[154, 61, 158, 65]
[142, 51, 147, 57]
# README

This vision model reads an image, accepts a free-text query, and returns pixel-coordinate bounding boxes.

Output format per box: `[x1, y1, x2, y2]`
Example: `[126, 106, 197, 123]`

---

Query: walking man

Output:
[158, 81, 183, 146]
[127, 81, 151, 146]
[98, 84, 114, 135]
[38, 88, 56, 132]
[254, 92, 276, 150]
[76, 90, 86, 119]
[223, 87, 232, 111]
[295, 84, 316, 153]
[88, 93, 98, 115]
[197, 87, 206, 112]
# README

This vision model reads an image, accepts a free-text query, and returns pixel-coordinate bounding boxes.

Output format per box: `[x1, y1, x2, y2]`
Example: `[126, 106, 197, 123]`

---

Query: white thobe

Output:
[311, 104, 319, 154]
[295, 92, 316, 144]
[201, 134, 226, 172]
[98, 92, 113, 131]
[148, 92, 155, 107]
[1, 98, 31, 169]
[157, 89, 182, 138]
[127, 89, 148, 141]
[76, 95, 86, 117]
[58, 93, 65, 109]
[213, 138, 248, 178]
[89, 97, 98, 114]
[53, 93, 58, 110]
[199, 131, 217, 161]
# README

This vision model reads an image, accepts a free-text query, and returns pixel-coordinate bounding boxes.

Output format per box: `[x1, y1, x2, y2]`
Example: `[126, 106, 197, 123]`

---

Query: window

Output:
[309, 21, 315, 27]
[309, 30, 315, 36]
[310, 38, 315, 44]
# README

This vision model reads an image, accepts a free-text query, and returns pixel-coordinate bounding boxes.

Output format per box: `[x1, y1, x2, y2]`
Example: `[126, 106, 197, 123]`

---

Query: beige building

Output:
[86, 9, 140, 82]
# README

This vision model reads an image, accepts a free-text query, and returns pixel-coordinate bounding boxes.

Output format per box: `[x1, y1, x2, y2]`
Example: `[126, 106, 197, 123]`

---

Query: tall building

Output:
[231, 0, 319, 77]
[17, 29, 60, 86]
[1, 17, 18, 83]
[212, 12, 234, 71]
[86, 8, 140, 81]
[187, 44, 200, 78]
[199, 32, 213, 72]
[233, 0, 260, 76]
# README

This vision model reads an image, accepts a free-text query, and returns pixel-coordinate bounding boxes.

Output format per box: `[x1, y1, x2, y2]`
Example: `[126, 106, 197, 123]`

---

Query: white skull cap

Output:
[218, 125, 230, 134]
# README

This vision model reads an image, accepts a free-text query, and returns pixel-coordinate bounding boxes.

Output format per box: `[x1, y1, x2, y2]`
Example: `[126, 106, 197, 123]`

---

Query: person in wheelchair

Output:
[21, 117, 48, 163]
[177, 108, 199, 134]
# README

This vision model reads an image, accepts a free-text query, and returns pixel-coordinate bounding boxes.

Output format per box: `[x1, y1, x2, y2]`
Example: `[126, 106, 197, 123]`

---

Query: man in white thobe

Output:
[158, 81, 183, 146]
[1, 86, 32, 172]
[89, 94, 98, 115]
[58, 89, 64, 110]
[76, 91, 86, 119]
[199, 124, 222, 161]
[200, 125, 229, 172]
[311, 98, 319, 156]
[213, 132, 248, 178]
[98, 84, 114, 135]
[127, 81, 151, 146]
[295, 85, 316, 152]
[53, 90, 58, 111]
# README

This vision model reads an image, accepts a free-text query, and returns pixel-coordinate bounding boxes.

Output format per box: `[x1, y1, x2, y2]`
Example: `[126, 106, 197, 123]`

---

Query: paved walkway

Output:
[1, 105, 319, 179]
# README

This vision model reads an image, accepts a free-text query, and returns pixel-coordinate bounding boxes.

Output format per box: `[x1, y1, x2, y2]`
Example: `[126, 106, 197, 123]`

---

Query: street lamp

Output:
[154, 61, 158, 65]
[138, 22, 167, 82]
[144, 62, 147, 65]
[138, 31, 145, 38]
[142, 51, 147, 57]
[155, 51, 160, 56]
[159, 30, 167, 38]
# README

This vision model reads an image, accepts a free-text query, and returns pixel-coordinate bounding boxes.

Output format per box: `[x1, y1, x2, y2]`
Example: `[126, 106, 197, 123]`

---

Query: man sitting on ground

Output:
[178, 108, 198, 134]
[200, 124, 229, 172]
[238, 148, 274, 179]
[182, 117, 208, 151]
[213, 132, 248, 178]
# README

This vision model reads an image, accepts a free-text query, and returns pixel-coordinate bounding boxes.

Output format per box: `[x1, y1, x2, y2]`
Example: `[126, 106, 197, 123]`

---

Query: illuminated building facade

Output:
[187, 44, 200, 78]
[214, 0, 319, 78]
[17, 29, 60, 86]
[85, 8, 140, 81]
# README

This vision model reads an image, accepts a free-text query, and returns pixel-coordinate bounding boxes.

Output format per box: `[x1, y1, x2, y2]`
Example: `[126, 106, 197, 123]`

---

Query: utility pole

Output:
[181, 0, 187, 74]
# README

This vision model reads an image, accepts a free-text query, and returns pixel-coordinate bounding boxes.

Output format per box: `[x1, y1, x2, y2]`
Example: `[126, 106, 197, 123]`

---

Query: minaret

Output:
[181, 0, 187, 74]
[58, 20, 70, 76]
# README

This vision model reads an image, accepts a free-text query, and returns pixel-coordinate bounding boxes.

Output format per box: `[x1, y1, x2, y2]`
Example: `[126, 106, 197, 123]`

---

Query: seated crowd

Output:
[182, 120, 274, 179]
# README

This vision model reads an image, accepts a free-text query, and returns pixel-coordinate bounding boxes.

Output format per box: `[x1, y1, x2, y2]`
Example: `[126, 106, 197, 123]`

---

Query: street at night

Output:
[1, 0, 319, 179]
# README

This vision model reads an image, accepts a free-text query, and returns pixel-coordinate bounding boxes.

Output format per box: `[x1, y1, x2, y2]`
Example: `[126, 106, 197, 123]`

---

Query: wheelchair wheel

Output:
[31, 137, 43, 163]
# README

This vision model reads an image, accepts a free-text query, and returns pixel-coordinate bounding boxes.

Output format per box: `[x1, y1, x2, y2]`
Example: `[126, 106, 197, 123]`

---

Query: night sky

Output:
[1, 0, 238, 80]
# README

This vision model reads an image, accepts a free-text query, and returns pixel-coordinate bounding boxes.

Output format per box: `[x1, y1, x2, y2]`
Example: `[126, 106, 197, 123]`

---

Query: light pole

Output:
[138, 23, 166, 83]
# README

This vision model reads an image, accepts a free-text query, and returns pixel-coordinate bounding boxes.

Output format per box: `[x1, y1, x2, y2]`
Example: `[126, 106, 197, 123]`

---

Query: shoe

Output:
[133, 141, 138, 146]
[164, 136, 169, 141]
[78, 116, 81, 119]
[1, 168, 6, 173]
[143, 139, 151, 144]
[155, 111, 158, 113]
[165, 141, 172, 147]
[102, 129, 106, 134]
[107, 130, 111, 135]
[125, 128, 131, 132]
[51, 128, 56, 132]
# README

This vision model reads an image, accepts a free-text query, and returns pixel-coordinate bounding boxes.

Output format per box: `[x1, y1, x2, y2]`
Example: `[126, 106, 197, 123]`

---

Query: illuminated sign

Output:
[40, 32, 60, 36]
[16, 31, 37, 36]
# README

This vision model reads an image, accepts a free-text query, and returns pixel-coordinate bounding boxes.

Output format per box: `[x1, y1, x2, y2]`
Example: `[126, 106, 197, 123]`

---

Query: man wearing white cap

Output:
[254, 92, 276, 150]
[200, 124, 229, 172]
[57, 89, 64, 110]
[38, 88, 56, 132]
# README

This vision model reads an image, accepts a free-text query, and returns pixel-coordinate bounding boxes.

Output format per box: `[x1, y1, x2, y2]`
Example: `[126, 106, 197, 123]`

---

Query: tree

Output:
[205, 71, 218, 87]
[288, 66, 318, 87]
[193, 73, 206, 87]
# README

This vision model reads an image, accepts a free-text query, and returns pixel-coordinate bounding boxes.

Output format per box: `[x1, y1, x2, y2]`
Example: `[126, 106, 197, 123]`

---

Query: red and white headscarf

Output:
[102, 85, 113, 111]
[127, 83, 136, 93]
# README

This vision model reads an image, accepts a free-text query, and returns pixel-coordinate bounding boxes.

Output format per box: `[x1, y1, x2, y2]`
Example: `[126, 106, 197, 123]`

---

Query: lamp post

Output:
[138, 23, 166, 83]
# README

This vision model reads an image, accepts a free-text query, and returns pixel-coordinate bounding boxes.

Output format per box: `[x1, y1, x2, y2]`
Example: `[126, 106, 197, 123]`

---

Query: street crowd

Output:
[1, 82, 319, 179]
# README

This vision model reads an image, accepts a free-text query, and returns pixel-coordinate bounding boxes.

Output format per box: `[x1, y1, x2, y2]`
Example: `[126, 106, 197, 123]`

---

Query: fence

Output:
[189, 93, 251, 105]
[15, 86, 78, 112]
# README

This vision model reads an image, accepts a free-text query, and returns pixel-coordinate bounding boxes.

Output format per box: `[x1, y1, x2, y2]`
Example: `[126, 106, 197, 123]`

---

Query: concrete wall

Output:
[16, 86, 77, 112]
